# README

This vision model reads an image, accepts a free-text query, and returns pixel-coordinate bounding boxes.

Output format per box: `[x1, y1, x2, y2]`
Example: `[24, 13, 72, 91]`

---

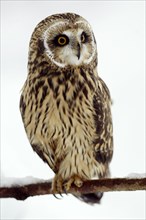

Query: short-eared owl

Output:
[20, 13, 113, 204]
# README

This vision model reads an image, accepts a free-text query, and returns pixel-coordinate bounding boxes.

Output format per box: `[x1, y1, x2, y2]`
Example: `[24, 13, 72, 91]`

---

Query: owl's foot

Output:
[64, 175, 83, 192]
[52, 174, 64, 195]
[52, 175, 83, 195]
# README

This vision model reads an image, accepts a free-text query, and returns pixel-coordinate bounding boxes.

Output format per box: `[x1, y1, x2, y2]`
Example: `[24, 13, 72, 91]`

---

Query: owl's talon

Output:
[63, 186, 68, 195]
[53, 194, 62, 199]
[59, 193, 63, 197]
[52, 174, 64, 196]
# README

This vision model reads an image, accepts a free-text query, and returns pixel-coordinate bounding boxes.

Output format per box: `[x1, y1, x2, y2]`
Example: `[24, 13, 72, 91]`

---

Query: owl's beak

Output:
[76, 43, 81, 60]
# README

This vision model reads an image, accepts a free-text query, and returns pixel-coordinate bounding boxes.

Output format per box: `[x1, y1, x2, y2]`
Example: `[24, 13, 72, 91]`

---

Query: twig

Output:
[0, 177, 146, 200]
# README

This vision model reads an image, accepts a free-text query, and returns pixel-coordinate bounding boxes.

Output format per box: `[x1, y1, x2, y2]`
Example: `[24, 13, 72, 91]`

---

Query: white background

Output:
[1, 1, 145, 219]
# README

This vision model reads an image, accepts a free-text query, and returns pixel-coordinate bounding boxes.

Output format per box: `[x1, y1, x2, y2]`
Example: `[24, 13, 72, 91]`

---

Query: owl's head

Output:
[30, 13, 97, 68]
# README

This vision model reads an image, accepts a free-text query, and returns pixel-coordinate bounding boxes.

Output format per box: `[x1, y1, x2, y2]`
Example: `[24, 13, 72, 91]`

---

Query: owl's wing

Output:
[76, 78, 113, 204]
[20, 93, 56, 173]
[93, 77, 113, 175]
[31, 143, 56, 172]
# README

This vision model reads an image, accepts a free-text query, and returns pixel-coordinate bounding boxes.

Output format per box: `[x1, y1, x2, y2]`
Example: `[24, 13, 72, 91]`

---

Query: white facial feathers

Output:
[43, 21, 68, 67]
[43, 20, 96, 67]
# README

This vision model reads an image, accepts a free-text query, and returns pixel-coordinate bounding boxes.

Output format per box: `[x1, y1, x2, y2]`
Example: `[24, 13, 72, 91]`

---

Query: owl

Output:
[20, 13, 113, 204]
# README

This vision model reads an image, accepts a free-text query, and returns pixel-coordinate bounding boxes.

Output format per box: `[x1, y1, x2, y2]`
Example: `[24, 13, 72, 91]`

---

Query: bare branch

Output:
[0, 177, 146, 200]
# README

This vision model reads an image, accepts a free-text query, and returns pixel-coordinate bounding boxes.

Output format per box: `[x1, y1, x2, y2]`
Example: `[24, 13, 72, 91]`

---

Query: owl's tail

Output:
[75, 192, 103, 205]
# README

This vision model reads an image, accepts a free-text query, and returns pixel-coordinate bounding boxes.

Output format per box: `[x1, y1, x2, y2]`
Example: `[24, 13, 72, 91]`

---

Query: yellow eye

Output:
[81, 34, 85, 43]
[57, 36, 67, 46]
[58, 36, 66, 45]
[81, 32, 87, 43]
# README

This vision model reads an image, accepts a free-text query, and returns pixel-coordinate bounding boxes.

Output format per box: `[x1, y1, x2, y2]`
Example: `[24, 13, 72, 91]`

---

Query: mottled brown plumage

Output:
[20, 13, 113, 204]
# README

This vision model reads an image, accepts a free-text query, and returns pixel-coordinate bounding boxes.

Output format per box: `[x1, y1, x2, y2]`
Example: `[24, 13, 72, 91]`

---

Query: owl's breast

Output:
[20, 73, 108, 179]
[33, 79, 96, 153]
[38, 82, 96, 145]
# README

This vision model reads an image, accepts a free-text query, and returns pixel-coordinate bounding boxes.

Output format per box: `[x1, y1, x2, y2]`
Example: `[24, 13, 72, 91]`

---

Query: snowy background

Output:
[1, 1, 145, 219]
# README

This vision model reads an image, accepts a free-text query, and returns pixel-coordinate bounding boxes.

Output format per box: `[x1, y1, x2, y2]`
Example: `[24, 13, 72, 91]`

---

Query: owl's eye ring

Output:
[54, 35, 69, 46]
[81, 32, 88, 43]
[58, 36, 66, 45]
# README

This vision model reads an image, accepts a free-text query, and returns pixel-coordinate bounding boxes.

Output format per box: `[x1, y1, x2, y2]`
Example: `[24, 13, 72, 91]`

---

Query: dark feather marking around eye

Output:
[81, 31, 89, 43]
[53, 34, 69, 47]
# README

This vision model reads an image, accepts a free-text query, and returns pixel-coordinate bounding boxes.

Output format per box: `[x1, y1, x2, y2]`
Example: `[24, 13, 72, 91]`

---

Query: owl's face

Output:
[40, 14, 97, 68]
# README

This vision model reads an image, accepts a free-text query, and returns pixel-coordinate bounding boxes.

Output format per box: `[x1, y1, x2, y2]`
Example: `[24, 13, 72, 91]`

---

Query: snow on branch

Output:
[0, 175, 146, 200]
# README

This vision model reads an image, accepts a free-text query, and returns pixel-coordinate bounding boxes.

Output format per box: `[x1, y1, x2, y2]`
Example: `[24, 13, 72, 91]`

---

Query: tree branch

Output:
[0, 177, 146, 200]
